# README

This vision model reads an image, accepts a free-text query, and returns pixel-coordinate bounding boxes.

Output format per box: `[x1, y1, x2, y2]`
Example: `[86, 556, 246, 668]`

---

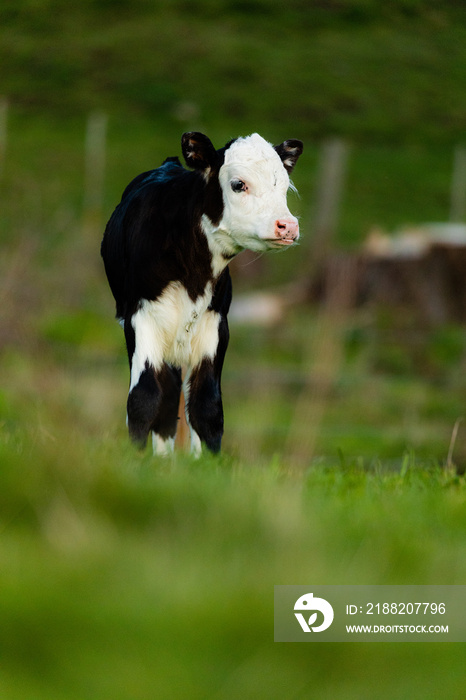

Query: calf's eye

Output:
[231, 179, 247, 193]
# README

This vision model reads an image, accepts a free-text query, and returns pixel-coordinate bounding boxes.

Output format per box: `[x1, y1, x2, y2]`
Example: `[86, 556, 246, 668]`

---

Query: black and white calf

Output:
[101, 132, 303, 455]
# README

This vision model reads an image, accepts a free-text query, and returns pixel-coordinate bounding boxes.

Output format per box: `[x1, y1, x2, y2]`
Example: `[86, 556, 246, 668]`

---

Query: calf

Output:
[101, 132, 303, 455]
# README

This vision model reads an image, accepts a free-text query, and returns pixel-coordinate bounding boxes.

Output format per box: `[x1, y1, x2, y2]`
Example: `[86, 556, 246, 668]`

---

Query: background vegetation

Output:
[1, 1, 466, 698]
[2, 0, 466, 143]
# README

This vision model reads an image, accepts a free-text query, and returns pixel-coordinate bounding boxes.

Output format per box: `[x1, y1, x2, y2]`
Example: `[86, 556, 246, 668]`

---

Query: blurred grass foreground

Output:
[1, 1, 466, 698]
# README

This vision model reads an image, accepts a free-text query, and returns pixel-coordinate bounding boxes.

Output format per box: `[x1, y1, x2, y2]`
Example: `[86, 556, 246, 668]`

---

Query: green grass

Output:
[1, 5, 466, 691]
[0, 423, 465, 699]
[1, 288, 466, 698]
[2, 0, 466, 144]
[1, 267, 465, 696]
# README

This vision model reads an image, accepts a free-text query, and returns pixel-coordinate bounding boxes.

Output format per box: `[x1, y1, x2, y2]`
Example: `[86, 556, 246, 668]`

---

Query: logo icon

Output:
[294, 593, 334, 632]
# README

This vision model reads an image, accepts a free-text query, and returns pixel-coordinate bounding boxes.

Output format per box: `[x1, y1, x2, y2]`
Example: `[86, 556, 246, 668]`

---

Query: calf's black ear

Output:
[182, 132, 218, 171]
[274, 139, 304, 174]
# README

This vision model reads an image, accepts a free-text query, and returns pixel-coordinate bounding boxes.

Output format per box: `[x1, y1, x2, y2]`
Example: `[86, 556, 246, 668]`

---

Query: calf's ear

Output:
[274, 139, 304, 174]
[182, 132, 218, 171]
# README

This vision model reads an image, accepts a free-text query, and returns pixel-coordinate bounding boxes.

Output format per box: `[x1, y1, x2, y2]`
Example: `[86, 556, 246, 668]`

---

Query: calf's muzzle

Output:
[274, 218, 299, 244]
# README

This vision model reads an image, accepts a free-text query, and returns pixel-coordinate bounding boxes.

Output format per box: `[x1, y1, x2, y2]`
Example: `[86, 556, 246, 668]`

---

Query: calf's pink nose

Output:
[275, 218, 299, 241]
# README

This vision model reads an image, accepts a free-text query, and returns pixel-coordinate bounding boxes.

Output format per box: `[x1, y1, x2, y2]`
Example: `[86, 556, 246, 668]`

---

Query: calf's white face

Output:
[203, 133, 302, 257]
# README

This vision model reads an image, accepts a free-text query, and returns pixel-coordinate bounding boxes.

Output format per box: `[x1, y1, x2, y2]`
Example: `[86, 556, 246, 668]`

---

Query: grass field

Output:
[1, 421, 465, 699]
[1, 198, 466, 698]
[2, 0, 466, 144]
[1, 111, 466, 697]
[1, 0, 466, 690]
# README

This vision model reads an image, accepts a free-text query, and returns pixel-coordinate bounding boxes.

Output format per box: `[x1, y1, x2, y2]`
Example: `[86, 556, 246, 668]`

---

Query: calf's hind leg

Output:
[151, 363, 182, 455]
[126, 362, 182, 452]
[125, 313, 181, 454]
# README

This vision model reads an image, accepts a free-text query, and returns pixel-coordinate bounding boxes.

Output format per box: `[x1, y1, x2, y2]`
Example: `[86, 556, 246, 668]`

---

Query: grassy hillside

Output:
[1, 0, 466, 143]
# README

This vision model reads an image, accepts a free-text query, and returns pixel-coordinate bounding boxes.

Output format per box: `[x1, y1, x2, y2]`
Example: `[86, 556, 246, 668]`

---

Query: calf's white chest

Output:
[130, 282, 220, 389]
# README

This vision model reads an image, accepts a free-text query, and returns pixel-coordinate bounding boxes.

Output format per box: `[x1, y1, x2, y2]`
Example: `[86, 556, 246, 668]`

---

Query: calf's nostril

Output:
[275, 219, 298, 239]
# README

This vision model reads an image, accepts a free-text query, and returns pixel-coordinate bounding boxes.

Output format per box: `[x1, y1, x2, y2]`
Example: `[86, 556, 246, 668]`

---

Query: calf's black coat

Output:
[101, 131, 302, 453]
[101, 133, 234, 452]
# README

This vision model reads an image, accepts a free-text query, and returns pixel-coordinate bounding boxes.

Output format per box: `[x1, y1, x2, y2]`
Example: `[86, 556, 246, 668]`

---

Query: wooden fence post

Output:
[286, 255, 359, 468]
[306, 137, 349, 273]
[83, 111, 108, 241]
[450, 144, 466, 223]
[0, 97, 8, 181]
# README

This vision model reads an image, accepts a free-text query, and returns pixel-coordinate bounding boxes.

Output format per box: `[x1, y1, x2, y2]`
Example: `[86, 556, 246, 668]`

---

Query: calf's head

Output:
[182, 132, 303, 255]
